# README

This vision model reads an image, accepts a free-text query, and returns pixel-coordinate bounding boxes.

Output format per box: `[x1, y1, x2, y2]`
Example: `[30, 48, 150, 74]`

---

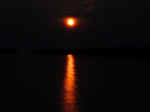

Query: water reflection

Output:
[61, 54, 79, 112]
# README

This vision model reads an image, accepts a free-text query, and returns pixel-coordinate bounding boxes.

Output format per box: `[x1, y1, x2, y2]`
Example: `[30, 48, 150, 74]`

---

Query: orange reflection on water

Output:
[62, 54, 79, 112]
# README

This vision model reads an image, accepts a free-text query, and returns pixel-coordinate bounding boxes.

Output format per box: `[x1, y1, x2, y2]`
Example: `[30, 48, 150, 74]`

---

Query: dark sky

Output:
[0, 0, 150, 48]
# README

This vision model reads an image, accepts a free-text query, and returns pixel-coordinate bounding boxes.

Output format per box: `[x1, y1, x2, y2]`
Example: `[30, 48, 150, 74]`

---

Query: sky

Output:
[0, 0, 150, 48]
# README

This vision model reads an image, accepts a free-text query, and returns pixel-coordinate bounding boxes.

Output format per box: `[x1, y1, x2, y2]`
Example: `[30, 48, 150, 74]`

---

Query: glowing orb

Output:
[64, 17, 78, 28]
[67, 19, 74, 26]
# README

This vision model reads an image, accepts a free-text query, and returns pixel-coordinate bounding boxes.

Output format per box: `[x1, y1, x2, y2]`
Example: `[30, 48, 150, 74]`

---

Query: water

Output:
[4, 53, 148, 111]
[14, 54, 104, 112]
[61, 54, 79, 112]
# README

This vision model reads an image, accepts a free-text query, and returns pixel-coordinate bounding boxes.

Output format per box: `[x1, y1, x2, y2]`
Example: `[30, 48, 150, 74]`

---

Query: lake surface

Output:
[14, 54, 104, 112]
[3, 52, 148, 112]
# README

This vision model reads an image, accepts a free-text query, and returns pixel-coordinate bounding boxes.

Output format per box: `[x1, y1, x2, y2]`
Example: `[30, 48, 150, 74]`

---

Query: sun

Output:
[67, 19, 74, 26]
[64, 17, 78, 28]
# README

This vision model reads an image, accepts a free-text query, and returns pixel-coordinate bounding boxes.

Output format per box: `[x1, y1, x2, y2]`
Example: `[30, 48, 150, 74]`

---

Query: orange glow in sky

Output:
[67, 19, 75, 26]
[64, 17, 78, 28]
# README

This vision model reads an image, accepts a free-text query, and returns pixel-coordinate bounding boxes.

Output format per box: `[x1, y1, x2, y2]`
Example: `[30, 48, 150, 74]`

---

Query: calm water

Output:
[15, 54, 104, 112]
[3, 53, 148, 111]
[61, 54, 79, 112]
